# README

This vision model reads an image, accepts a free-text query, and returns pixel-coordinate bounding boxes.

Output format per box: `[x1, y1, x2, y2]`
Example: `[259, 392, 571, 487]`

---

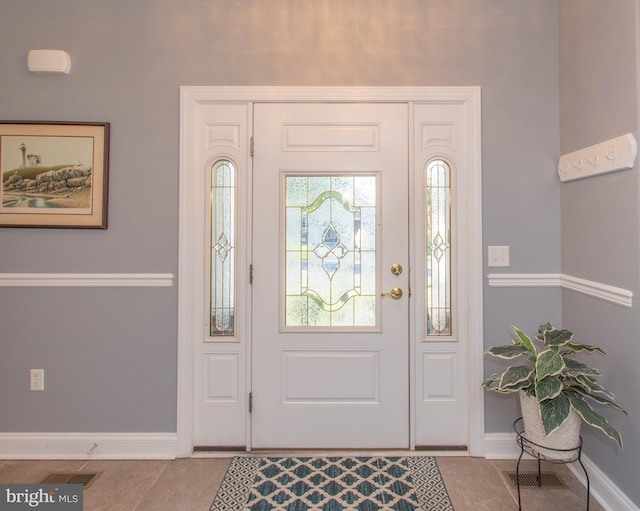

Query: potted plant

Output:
[483, 323, 626, 459]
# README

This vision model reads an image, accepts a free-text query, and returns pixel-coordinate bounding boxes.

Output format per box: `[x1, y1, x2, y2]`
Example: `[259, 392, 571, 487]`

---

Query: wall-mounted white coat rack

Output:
[557, 133, 637, 182]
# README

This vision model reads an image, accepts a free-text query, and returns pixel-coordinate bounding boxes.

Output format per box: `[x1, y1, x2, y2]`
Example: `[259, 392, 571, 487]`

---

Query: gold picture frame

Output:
[0, 121, 110, 228]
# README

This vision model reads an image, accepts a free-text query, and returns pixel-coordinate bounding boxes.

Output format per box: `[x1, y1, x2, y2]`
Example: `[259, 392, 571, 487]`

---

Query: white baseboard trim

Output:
[0, 433, 177, 460]
[0, 273, 174, 288]
[487, 272, 633, 308]
[483, 432, 522, 459]
[567, 455, 640, 511]
[484, 433, 638, 511]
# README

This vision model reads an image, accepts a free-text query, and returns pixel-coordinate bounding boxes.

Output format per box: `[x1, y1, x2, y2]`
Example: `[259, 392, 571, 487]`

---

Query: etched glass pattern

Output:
[285, 175, 377, 327]
[210, 160, 235, 336]
[426, 160, 452, 336]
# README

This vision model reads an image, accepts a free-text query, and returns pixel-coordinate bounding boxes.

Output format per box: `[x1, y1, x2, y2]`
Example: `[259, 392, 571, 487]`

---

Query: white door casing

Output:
[177, 87, 484, 456]
[251, 102, 409, 449]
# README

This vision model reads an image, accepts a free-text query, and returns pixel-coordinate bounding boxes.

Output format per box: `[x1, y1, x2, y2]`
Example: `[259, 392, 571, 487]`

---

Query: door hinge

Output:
[249, 392, 253, 413]
[249, 264, 254, 284]
[250, 136, 254, 157]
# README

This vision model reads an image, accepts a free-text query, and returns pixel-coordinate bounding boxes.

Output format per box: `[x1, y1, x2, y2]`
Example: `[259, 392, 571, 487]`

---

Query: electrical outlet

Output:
[30, 369, 44, 391]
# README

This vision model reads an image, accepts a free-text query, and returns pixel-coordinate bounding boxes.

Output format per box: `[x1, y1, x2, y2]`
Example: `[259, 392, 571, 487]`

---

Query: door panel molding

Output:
[178, 86, 483, 456]
[282, 350, 380, 404]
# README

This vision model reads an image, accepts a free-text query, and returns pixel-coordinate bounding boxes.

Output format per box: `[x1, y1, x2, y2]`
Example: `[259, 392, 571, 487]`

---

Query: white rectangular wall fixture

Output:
[558, 133, 637, 182]
[27, 50, 71, 74]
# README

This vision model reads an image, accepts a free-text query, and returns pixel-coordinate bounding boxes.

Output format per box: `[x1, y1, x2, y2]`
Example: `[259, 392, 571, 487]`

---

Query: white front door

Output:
[251, 103, 410, 449]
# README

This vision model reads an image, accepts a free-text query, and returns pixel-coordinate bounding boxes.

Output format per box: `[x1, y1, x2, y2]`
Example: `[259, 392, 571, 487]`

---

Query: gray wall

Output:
[559, 0, 640, 504]
[0, 2, 560, 439]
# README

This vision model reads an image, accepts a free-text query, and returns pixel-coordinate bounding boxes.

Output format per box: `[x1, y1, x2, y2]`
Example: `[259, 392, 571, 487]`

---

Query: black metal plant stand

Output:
[513, 417, 590, 511]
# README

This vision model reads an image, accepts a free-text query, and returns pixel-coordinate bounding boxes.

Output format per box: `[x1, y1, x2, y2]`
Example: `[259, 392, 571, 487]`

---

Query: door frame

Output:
[177, 86, 484, 457]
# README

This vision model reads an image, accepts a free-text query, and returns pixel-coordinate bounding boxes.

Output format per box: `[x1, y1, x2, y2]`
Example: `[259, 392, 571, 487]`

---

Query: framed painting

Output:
[0, 121, 109, 228]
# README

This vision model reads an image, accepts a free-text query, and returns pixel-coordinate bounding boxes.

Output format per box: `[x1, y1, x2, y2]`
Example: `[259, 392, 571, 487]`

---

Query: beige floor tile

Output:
[136, 458, 231, 511]
[0, 459, 88, 484]
[80, 460, 169, 511]
[437, 457, 518, 510]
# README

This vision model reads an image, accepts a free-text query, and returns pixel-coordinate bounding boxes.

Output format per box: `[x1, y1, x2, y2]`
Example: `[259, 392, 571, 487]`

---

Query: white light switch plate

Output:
[488, 246, 510, 267]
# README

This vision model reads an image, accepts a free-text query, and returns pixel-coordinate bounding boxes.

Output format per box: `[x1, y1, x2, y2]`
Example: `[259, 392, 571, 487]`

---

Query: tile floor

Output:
[0, 456, 602, 511]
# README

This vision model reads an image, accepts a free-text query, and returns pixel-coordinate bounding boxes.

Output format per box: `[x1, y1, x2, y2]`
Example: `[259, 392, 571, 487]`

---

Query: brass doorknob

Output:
[381, 287, 403, 299]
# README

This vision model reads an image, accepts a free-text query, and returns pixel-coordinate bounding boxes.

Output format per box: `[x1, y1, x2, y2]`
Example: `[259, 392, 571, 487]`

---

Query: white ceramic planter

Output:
[520, 391, 581, 461]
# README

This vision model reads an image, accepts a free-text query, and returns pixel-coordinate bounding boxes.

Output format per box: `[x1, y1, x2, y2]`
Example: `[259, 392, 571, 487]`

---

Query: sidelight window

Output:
[426, 159, 452, 336]
[209, 159, 236, 337]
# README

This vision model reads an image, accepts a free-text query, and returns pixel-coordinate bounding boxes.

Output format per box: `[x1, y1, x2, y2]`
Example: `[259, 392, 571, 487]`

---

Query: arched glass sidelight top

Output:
[210, 159, 236, 337]
[426, 159, 452, 337]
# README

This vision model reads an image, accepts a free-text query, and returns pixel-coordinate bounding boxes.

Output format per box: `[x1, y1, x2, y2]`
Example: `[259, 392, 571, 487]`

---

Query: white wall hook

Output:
[558, 133, 637, 182]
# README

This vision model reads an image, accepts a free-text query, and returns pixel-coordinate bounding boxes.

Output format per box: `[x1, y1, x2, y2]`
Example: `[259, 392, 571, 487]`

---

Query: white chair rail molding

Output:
[487, 273, 633, 309]
[0, 273, 174, 287]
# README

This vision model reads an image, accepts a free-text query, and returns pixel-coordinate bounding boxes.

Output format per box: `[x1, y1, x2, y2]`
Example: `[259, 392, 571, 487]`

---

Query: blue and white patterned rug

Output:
[210, 456, 455, 511]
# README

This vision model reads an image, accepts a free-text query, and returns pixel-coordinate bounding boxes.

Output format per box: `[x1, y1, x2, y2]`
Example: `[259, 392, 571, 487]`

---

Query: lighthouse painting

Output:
[2, 136, 94, 210]
[0, 122, 109, 228]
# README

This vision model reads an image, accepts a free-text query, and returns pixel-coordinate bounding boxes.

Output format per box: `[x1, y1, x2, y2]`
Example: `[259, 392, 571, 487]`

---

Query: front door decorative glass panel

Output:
[285, 174, 377, 327]
[426, 159, 452, 336]
[210, 159, 236, 337]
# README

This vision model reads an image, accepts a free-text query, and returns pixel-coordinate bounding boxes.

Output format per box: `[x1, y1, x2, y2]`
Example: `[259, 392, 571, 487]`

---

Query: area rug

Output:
[210, 456, 455, 511]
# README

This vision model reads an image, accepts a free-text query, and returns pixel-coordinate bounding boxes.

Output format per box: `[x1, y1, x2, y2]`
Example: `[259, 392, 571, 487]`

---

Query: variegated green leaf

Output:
[513, 326, 537, 355]
[563, 358, 600, 377]
[570, 386, 627, 414]
[565, 343, 605, 355]
[485, 344, 530, 359]
[536, 322, 553, 341]
[499, 379, 531, 392]
[482, 374, 500, 390]
[539, 393, 571, 436]
[542, 328, 573, 347]
[568, 394, 623, 448]
[498, 365, 533, 390]
[574, 374, 614, 398]
[535, 376, 563, 401]
[484, 371, 531, 393]
[535, 349, 565, 381]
